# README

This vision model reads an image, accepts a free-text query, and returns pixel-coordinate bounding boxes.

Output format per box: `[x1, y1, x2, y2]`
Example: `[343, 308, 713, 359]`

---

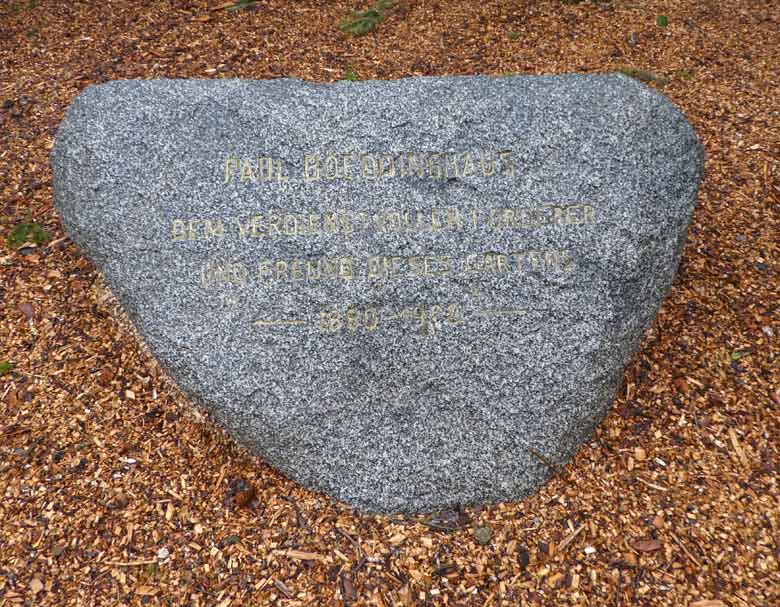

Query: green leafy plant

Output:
[340, 0, 394, 36]
[0, 361, 13, 376]
[507, 31, 520, 41]
[6, 220, 51, 249]
[225, 0, 256, 11]
[618, 67, 670, 86]
[343, 68, 359, 81]
[656, 15, 669, 27]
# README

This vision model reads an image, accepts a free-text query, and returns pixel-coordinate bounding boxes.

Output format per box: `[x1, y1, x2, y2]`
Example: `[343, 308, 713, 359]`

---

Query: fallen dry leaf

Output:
[673, 376, 690, 395]
[18, 302, 34, 319]
[633, 539, 663, 553]
[234, 485, 256, 507]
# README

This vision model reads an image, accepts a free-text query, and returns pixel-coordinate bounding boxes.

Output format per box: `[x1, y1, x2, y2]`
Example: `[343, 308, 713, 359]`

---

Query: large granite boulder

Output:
[51, 75, 703, 512]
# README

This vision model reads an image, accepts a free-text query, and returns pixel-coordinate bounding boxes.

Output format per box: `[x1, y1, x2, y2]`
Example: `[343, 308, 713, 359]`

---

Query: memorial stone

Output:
[51, 74, 704, 512]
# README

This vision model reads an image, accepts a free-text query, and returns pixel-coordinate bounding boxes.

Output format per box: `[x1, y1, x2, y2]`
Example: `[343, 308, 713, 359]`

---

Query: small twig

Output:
[669, 531, 702, 568]
[46, 236, 70, 249]
[256, 577, 271, 592]
[274, 579, 293, 599]
[651, 566, 676, 582]
[557, 524, 586, 552]
[88, 570, 112, 587]
[335, 526, 363, 558]
[281, 494, 311, 530]
[417, 520, 460, 532]
[637, 477, 669, 491]
[526, 446, 559, 471]
[214, 464, 227, 493]
[103, 559, 157, 567]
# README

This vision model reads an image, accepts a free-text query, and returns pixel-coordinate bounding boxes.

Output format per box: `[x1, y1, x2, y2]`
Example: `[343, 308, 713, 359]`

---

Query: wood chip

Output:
[274, 549, 328, 562]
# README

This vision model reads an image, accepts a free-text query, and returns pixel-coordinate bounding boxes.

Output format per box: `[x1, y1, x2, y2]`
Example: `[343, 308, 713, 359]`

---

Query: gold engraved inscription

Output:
[251, 304, 543, 334]
[302, 151, 514, 183]
[198, 249, 574, 290]
[464, 250, 574, 274]
[318, 304, 463, 333]
[224, 151, 513, 184]
[172, 218, 225, 242]
[200, 260, 249, 288]
[171, 205, 596, 242]
[224, 156, 290, 183]
[257, 257, 354, 282]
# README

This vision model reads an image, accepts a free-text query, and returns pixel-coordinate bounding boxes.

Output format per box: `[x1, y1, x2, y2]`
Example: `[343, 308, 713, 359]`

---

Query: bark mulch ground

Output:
[1, 1, 778, 605]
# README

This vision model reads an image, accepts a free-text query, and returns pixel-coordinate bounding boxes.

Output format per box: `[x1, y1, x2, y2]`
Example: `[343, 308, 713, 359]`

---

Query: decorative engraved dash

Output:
[253, 319, 307, 328]
[479, 308, 528, 317]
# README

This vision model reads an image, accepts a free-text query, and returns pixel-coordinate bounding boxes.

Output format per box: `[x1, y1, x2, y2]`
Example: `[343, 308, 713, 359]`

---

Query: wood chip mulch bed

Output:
[1, 1, 778, 605]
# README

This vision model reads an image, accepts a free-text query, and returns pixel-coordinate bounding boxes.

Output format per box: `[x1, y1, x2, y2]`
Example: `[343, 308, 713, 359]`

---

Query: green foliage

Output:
[507, 31, 520, 41]
[618, 67, 670, 86]
[340, 0, 394, 36]
[0, 361, 13, 376]
[6, 220, 51, 249]
[226, 0, 256, 11]
[656, 15, 669, 27]
[8, 0, 39, 10]
[343, 68, 359, 81]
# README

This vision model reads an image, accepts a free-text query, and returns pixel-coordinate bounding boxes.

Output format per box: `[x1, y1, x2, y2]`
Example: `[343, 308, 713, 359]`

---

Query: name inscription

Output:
[223, 150, 516, 184]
